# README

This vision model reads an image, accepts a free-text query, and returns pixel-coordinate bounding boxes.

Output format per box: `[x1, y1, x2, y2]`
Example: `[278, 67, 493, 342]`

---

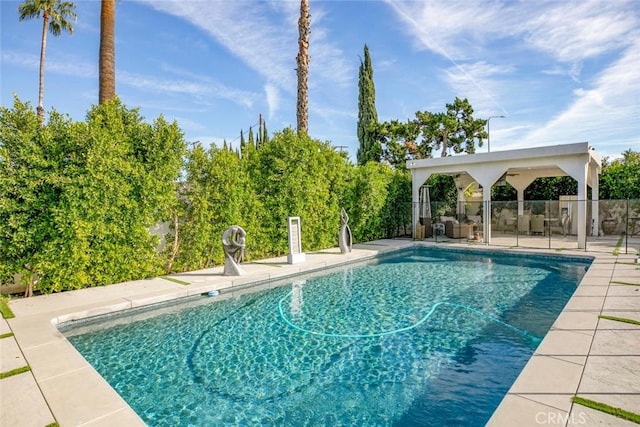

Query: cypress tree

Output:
[248, 127, 255, 149]
[356, 44, 380, 165]
[262, 123, 269, 145]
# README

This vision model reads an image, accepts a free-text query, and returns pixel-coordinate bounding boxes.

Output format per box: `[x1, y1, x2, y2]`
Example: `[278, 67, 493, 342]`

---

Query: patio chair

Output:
[530, 215, 545, 235]
[551, 210, 570, 236]
[517, 214, 530, 235]
[498, 209, 516, 233]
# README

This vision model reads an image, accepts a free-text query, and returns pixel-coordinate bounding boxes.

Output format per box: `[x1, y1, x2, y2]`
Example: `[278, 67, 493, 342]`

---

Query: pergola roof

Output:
[407, 142, 601, 188]
[406, 142, 602, 248]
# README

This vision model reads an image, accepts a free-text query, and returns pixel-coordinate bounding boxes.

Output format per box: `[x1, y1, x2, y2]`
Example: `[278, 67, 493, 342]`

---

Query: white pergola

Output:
[407, 142, 602, 249]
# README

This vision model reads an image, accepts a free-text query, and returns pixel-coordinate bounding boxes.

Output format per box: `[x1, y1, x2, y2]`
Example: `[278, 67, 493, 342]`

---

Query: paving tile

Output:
[571, 285, 608, 297]
[21, 336, 93, 381]
[574, 394, 640, 414]
[607, 285, 640, 296]
[8, 315, 66, 349]
[167, 269, 225, 285]
[0, 372, 55, 427]
[0, 337, 27, 373]
[563, 296, 605, 311]
[568, 405, 638, 426]
[54, 300, 133, 324]
[39, 366, 134, 427]
[535, 330, 594, 356]
[584, 270, 614, 279]
[127, 288, 190, 308]
[614, 271, 640, 278]
[551, 311, 599, 330]
[578, 277, 613, 286]
[487, 394, 570, 427]
[509, 355, 584, 394]
[514, 393, 574, 412]
[79, 407, 145, 426]
[0, 319, 11, 336]
[9, 278, 179, 317]
[603, 296, 640, 311]
[579, 356, 640, 394]
[230, 273, 271, 288]
[590, 330, 640, 355]
[598, 311, 640, 329]
[547, 355, 587, 365]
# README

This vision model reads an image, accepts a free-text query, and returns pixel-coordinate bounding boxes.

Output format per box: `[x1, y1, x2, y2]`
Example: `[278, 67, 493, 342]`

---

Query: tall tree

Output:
[262, 122, 269, 145]
[356, 44, 380, 165]
[296, 0, 310, 135]
[419, 97, 486, 157]
[18, 0, 77, 126]
[239, 129, 246, 152]
[248, 127, 255, 149]
[99, 0, 116, 104]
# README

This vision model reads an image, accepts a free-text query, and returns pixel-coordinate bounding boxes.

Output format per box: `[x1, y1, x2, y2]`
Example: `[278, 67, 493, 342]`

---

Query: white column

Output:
[577, 172, 587, 249]
[483, 190, 492, 244]
[517, 189, 525, 216]
[591, 165, 599, 236]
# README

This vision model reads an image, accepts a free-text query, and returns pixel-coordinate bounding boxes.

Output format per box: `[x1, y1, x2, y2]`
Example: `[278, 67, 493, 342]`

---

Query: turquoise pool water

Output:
[63, 247, 590, 426]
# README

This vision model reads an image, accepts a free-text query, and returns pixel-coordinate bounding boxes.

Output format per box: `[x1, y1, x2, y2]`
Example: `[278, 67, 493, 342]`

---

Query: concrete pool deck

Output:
[1, 240, 638, 426]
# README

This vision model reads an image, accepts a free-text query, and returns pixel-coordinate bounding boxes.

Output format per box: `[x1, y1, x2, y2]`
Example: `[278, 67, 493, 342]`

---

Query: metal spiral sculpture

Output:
[222, 225, 246, 276]
[339, 208, 353, 254]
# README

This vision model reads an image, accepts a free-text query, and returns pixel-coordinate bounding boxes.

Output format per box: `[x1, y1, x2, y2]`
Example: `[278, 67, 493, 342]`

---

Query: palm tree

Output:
[99, 0, 115, 104]
[18, 0, 76, 126]
[296, 0, 310, 136]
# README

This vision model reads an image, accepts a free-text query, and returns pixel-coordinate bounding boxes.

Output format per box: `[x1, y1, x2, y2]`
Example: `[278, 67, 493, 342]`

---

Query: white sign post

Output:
[287, 216, 306, 264]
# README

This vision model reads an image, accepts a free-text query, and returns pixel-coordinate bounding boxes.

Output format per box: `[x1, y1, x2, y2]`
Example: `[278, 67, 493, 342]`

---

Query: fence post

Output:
[625, 198, 629, 255]
[547, 200, 551, 249]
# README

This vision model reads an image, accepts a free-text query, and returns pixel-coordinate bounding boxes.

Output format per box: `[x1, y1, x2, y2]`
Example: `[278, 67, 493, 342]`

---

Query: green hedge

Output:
[1, 98, 411, 293]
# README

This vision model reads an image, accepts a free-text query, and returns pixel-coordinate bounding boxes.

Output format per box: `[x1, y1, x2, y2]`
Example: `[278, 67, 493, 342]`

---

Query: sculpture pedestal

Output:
[287, 253, 306, 264]
[287, 217, 305, 264]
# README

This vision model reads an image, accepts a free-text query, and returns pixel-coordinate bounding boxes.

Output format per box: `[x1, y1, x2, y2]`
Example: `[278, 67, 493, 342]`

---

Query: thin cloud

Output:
[385, 0, 637, 64]
[264, 83, 280, 119]
[2, 50, 96, 77]
[542, 63, 583, 83]
[515, 41, 640, 157]
[521, 0, 637, 63]
[384, 0, 501, 60]
[120, 71, 256, 109]
[443, 61, 514, 115]
[137, 1, 296, 89]
[136, 0, 352, 94]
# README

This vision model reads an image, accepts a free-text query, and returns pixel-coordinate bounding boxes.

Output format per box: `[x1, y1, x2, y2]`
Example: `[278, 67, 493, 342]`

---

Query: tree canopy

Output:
[371, 97, 487, 169]
[600, 149, 640, 199]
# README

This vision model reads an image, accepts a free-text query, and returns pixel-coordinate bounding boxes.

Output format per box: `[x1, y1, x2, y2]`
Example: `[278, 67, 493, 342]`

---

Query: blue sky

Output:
[2, 0, 638, 161]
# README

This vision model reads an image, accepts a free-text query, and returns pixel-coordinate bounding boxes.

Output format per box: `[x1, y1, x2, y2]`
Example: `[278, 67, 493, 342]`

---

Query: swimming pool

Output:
[62, 247, 590, 426]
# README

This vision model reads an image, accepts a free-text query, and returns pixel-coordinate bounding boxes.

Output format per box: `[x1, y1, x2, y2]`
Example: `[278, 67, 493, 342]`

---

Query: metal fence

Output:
[405, 199, 640, 254]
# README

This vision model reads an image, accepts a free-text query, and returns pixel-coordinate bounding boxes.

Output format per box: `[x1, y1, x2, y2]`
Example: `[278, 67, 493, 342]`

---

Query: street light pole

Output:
[487, 115, 505, 152]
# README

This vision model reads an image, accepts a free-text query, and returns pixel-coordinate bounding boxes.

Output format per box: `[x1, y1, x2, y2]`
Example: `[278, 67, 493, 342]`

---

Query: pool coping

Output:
[3, 240, 638, 426]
